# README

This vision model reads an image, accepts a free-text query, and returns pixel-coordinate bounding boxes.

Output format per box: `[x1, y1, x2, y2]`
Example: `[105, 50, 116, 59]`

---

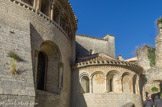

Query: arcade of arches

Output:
[21, 0, 75, 41]
[80, 70, 140, 95]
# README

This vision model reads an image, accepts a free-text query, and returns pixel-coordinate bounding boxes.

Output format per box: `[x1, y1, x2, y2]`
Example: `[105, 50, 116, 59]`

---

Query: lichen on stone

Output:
[146, 45, 156, 67]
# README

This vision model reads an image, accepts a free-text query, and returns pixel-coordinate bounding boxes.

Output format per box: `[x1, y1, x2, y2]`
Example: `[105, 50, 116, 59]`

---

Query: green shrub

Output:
[7, 51, 19, 75]
[7, 51, 19, 61]
[151, 87, 158, 93]
[160, 93, 162, 97]
[147, 46, 156, 67]
[157, 18, 162, 25]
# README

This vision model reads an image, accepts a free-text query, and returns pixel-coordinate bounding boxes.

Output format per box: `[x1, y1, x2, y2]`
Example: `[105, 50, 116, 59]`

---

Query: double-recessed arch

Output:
[36, 40, 63, 94]
[121, 72, 139, 94]
[91, 71, 105, 93]
[106, 70, 120, 93]
[80, 73, 90, 93]
[122, 72, 132, 93]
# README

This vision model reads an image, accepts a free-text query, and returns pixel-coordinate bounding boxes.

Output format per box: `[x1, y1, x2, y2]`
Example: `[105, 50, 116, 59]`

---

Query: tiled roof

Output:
[74, 53, 143, 73]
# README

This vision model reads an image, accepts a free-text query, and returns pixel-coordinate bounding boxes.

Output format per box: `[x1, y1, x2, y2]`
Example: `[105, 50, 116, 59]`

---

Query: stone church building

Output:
[0, 0, 161, 107]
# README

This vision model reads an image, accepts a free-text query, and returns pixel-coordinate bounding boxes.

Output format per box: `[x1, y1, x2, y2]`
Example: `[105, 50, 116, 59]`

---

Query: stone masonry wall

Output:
[0, 0, 74, 107]
[0, 0, 35, 106]
[137, 45, 151, 70]
[76, 34, 115, 58]
[155, 33, 162, 68]
[79, 93, 142, 107]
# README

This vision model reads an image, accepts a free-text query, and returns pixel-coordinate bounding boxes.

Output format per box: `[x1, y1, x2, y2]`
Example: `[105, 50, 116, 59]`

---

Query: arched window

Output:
[133, 75, 137, 94]
[58, 64, 63, 89]
[92, 72, 105, 93]
[22, 0, 34, 6]
[41, 0, 49, 16]
[37, 41, 62, 94]
[107, 72, 119, 93]
[81, 76, 89, 93]
[122, 73, 131, 93]
[60, 15, 66, 30]
[37, 52, 47, 90]
[109, 78, 113, 92]
[53, 6, 60, 24]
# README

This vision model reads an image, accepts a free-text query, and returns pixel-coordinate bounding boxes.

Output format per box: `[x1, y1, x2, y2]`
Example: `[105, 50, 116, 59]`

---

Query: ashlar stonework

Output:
[0, 0, 162, 107]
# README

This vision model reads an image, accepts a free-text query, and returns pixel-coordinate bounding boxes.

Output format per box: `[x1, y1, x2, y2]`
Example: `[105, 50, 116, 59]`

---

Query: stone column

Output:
[34, 0, 41, 11]
[118, 77, 123, 93]
[50, 4, 54, 20]
[105, 76, 107, 93]
[33, 0, 37, 8]
[136, 76, 140, 95]
[58, 13, 62, 25]
[90, 78, 92, 93]
[155, 22, 162, 68]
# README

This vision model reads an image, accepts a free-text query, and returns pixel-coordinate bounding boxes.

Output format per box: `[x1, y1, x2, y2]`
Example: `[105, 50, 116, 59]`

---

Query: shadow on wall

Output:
[30, 23, 44, 81]
[120, 102, 135, 107]
[76, 42, 89, 58]
[140, 74, 148, 101]
[71, 69, 88, 107]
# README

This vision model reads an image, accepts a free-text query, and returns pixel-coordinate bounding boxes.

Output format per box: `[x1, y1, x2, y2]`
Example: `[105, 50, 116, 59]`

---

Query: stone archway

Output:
[107, 71, 120, 93]
[37, 40, 62, 94]
[92, 71, 105, 93]
[122, 73, 132, 93]
[81, 76, 90, 93]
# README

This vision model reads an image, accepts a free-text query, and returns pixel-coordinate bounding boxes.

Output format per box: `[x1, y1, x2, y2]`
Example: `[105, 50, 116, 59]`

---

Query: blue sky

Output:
[69, 0, 162, 59]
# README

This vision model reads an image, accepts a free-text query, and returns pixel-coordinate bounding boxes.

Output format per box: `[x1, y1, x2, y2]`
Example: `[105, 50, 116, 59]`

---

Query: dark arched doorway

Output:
[37, 52, 47, 90]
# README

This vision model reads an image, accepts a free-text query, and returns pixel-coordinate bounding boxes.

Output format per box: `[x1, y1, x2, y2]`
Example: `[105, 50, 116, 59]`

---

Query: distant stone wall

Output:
[136, 23, 162, 100]
[155, 33, 162, 68]
[141, 67, 162, 100]
[76, 35, 115, 58]
[137, 45, 151, 70]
